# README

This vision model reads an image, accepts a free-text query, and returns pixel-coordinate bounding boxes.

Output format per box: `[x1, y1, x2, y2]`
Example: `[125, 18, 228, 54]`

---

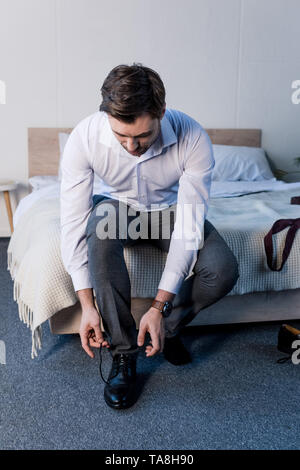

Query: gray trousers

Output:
[86, 195, 239, 357]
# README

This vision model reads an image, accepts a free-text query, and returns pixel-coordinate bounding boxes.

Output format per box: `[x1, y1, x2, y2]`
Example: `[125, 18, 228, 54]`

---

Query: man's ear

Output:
[160, 103, 166, 119]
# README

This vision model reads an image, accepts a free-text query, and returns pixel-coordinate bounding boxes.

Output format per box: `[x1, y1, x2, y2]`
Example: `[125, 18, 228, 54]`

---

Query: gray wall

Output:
[0, 0, 299, 236]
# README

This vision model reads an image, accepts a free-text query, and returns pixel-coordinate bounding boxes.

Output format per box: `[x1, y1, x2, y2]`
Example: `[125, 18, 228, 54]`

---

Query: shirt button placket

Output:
[136, 165, 140, 204]
[140, 173, 147, 205]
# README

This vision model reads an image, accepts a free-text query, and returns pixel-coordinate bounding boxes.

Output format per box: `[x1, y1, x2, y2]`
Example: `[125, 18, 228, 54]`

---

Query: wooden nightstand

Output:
[0, 179, 17, 234]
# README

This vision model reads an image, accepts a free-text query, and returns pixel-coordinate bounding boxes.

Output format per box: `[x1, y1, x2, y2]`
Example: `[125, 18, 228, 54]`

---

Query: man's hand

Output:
[79, 306, 110, 358]
[137, 307, 165, 357]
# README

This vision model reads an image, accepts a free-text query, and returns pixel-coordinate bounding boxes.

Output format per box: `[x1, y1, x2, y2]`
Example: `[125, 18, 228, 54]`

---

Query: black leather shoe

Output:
[163, 335, 191, 366]
[278, 324, 300, 356]
[102, 352, 138, 409]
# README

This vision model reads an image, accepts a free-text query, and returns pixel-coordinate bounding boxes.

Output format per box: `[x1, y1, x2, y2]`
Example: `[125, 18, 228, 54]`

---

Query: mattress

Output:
[12, 179, 300, 298]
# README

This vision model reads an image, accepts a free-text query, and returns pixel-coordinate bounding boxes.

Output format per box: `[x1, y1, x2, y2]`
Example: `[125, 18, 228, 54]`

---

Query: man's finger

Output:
[146, 345, 160, 357]
[137, 323, 147, 346]
[89, 337, 101, 348]
[80, 329, 94, 358]
[146, 330, 160, 356]
[92, 323, 104, 344]
[88, 338, 110, 349]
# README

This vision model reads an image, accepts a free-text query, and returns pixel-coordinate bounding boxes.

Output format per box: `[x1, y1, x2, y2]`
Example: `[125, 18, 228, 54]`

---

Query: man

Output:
[60, 63, 239, 409]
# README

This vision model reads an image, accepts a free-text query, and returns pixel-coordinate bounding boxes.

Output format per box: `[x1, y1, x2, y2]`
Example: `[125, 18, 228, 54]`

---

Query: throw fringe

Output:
[7, 250, 19, 280]
[7, 250, 12, 269]
[32, 326, 42, 359]
[8, 252, 42, 359]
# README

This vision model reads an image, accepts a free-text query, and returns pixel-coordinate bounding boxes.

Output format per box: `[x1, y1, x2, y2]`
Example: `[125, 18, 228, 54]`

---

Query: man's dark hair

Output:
[99, 63, 166, 123]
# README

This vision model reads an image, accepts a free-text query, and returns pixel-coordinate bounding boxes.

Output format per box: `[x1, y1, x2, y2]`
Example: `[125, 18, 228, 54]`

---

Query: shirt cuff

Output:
[70, 268, 93, 292]
[158, 271, 185, 295]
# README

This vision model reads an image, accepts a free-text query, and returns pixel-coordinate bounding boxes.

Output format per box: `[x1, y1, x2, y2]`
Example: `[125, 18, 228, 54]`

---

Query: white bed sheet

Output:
[211, 179, 300, 198]
[14, 179, 300, 229]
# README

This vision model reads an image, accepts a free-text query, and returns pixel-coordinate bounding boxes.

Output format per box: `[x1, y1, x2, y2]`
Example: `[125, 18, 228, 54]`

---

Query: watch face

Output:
[163, 302, 173, 317]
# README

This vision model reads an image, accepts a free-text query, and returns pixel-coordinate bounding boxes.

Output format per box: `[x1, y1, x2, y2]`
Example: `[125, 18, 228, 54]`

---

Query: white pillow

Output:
[28, 175, 59, 191]
[212, 145, 275, 181]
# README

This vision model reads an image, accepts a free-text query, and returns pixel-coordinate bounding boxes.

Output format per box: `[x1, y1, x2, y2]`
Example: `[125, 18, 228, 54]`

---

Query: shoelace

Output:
[99, 343, 111, 385]
[277, 355, 292, 364]
[99, 344, 132, 385]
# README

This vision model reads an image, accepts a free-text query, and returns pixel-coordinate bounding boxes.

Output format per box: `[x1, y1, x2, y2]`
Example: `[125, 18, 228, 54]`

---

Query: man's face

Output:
[107, 108, 165, 157]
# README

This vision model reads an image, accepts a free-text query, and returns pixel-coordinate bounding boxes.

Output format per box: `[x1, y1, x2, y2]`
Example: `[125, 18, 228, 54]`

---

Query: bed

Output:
[7, 126, 300, 358]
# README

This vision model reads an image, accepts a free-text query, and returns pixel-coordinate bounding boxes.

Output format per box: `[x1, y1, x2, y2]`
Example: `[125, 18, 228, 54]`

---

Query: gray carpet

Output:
[0, 237, 299, 450]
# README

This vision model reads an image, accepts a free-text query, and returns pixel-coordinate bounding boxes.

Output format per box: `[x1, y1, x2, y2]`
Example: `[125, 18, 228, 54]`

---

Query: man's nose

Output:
[126, 138, 139, 151]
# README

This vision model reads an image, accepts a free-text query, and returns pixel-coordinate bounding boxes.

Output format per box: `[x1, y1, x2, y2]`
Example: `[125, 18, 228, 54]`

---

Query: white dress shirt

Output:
[60, 108, 215, 295]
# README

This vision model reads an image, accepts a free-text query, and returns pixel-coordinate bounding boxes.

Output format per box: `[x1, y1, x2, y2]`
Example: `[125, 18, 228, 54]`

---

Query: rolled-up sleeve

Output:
[60, 126, 94, 292]
[158, 126, 215, 294]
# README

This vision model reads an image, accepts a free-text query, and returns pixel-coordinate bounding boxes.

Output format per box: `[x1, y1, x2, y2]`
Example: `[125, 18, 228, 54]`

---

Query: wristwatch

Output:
[151, 300, 173, 318]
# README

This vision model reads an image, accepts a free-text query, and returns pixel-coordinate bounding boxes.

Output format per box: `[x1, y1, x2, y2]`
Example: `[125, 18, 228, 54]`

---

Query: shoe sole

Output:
[163, 352, 192, 366]
[104, 396, 137, 410]
[164, 358, 192, 366]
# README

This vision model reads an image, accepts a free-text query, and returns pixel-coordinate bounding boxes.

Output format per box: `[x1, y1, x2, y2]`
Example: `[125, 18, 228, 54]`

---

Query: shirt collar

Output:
[98, 111, 177, 158]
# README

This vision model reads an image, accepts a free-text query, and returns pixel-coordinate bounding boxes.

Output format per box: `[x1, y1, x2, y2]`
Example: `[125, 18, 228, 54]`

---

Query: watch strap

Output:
[151, 300, 165, 313]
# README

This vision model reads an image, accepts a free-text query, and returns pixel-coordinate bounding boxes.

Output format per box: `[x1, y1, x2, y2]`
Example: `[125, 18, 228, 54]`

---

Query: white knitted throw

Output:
[7, 199, 77, 358]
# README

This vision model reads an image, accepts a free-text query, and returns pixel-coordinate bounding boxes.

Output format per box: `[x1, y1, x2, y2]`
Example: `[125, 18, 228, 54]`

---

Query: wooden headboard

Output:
[28, 127, 262, 177]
